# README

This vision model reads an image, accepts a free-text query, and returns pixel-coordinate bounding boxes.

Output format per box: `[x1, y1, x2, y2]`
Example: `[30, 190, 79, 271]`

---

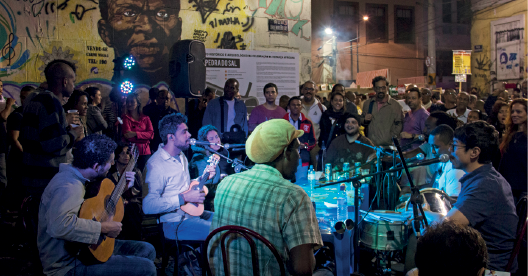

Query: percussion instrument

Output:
[404, 188, 452, 216]
[359, 210, 411, 251]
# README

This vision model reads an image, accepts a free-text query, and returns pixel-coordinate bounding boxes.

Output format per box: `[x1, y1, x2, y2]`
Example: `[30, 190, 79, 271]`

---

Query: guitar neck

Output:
[106, 149, 138, 216]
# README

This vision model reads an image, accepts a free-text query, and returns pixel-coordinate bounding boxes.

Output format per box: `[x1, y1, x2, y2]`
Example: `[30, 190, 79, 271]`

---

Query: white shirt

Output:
[301, 97, 326, 139]
[143, 145, 192, 223]
[225, 99, 236, 131]
[288, 113, 300, 130]
[447, 108, 471, 123]
[436, 161, 464, 197]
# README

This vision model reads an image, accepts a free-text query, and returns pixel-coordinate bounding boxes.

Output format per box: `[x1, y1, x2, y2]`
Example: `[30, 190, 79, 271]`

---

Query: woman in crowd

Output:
[189, 125, 232, 211]
[487, 101, 509, 141]
[85, 87, 108, 135]
[499, 98, 527, 204]
[319, 92, 347, 148]
[63, 90, 88, 139]
[121, 93, 154, 171]
[107, 143, 144, 240]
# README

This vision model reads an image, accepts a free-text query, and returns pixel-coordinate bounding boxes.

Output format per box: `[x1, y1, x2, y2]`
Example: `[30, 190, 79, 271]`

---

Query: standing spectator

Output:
[468, 94, 478, 110]
[248, 83, 287, 132]
[484, 88, 508, 116]
[143, 90, 176, 153]
[521, 80, 527, 98]
[487, 102, 508, 140]
[5, 86, 35, 210]
[301, 80, 326, 139]
[85, 87, 108, 135]
[187, 87, 216, 139]
[512, 88, 522, 100]
[319, 92, 346, 148]
[122, 93, 154, 171]
[447, 92, 471, 123]
[401, 87, 429, 150]
[431, 89, 457, 112]
[470, 86, 479, 96]
[330, 84, 358, 114]
[0, 79, 15, 213]
[141, 87, 159, 116]
[361, 76, 403, 146]
[431, 91, 442, 105]
[421, 88, 433, 111]
[203, 78, 248, 137]
[103, 87, 121, 141]
[282, 96, 316, 183]
[278, 95, 290, 112]
[467, 110, 483, 123]
[499, 98, 527, 204]
[398, 84, 416, 114]
[19, 60, 83, 252]
[63, 90, 89, 139]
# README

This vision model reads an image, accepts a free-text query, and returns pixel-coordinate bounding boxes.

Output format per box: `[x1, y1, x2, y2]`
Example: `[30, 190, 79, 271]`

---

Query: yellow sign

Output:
[427, 73, 436, 85]
[452, 50, 472, 75]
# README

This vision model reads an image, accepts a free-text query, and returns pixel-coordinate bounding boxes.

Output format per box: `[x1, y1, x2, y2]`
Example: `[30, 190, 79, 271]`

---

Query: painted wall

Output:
[0, 0, 312, 105]
[470, 0, 527, 95]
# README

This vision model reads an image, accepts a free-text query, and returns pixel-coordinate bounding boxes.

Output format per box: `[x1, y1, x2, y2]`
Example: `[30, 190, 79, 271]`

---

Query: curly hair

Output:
[198, 125, 219, 142]
[63, 90, 89, 111]
[72, 135, 117, 169]
[415, 220, 488, 276]
[159, 113, 188, 145]
[500, 98, 528, 153]
[372, 76, 389, 87]
[429, 111, 458, 131]
[454, 121, 498, 164]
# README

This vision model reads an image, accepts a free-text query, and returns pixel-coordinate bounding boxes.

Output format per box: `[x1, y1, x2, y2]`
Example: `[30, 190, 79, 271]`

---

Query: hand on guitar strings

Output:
[100, 217, 122, 238]
[182, 189, 206, 204]
[206, 163, 217, 180]
[124, 171, 136, 189]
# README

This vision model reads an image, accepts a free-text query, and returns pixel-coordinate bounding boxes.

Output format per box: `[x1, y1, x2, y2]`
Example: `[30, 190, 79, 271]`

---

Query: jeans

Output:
[163, 211, 213, 240]
[65, 240, 156, 276]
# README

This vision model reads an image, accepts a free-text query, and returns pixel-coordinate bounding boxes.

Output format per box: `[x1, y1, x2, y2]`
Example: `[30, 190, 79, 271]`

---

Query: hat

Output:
[246, 119, 304, 163]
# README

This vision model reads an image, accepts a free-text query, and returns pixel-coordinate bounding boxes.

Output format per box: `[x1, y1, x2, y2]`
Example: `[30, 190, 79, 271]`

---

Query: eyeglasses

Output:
[450, 143, 466, 151]
[374, 86, 387, 91]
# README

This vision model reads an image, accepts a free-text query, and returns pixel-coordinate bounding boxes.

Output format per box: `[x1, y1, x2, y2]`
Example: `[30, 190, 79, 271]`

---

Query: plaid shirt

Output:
[209, 164, 323, 276]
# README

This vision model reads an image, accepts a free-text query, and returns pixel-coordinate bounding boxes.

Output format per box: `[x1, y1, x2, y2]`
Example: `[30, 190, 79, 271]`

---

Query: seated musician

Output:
[143, 113, 216, 241]
[38, 135, 156, 276]
[447, 121, 518, 272]
[282, 96, 317, 182]
[326, 113, 375, 170]
[210, 119, 332, 276]
[107, 143, 144, 240]
[190, 125, 234, 211]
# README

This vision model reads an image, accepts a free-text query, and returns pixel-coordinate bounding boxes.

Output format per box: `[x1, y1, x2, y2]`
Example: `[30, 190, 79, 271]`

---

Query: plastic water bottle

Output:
[337, 185, 347, 222]
[307, 165, 316, 199]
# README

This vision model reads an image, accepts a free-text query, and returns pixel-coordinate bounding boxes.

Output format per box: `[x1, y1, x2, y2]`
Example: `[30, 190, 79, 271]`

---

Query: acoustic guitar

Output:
[72, 144, 139, 264]
[180, 154, 220, 216]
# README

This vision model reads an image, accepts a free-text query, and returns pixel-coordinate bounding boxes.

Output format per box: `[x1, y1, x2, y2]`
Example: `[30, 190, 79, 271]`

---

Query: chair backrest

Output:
[506, 196, 528, 272]
[204, 225, 286, 276]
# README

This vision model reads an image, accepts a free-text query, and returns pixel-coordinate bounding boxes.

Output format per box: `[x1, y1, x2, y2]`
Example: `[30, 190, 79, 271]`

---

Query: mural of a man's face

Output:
[98, 0, 182, 73]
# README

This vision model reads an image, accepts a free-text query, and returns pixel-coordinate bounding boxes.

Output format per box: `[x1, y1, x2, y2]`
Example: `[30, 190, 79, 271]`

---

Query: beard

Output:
[346, 129, 359, 136]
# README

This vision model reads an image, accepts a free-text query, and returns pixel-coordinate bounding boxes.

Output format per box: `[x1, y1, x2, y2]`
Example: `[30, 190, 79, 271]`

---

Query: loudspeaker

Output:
[169, 40, 206, 98]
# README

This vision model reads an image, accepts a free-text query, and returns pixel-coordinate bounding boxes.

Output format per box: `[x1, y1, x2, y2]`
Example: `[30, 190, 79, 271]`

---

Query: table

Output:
[296, 177, 370, 276]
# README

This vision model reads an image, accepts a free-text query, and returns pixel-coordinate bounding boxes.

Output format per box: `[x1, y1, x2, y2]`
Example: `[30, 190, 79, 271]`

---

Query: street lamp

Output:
[324, 28, 338, 84]
[325, 28, 333, 35]
[356, 16, 369, 77]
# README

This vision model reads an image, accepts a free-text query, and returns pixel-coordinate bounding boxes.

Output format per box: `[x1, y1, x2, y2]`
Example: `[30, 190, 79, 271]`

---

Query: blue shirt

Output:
[454, 164, 517, 271]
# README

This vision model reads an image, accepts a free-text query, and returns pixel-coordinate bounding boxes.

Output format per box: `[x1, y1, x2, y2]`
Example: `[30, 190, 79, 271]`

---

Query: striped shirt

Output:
[209, 164, 323, 276]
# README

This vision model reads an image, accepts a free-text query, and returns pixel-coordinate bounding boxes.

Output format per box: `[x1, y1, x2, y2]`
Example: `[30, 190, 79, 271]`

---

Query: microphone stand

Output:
[203, 146, 249, 173]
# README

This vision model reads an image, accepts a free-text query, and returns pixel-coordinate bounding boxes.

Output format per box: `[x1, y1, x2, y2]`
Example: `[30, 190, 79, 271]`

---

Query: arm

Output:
[247, 106, 260, 132]
[142, 164, 183, 215]
[46, 184, 101, 244]
[288, 244, 316, 276]
[202, 101, 214, 127]
[36, 100, 75, 155]
[87, 107, 108, 133]
[241, 103, 249, 137]
[134, 116, 154, 141]
[9, 130, 22, 152]
[305, 121, 317, 151]
[390, 108, 404, 140]
[0, 98, 14, 121]
[444, 207, 470, 227]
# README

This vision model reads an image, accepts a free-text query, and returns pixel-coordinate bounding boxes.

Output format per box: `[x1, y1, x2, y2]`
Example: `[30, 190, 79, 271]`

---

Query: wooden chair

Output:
[204, 225, 286, 276]
[158, 220, 206, 276]
[506, 196, 527, 272]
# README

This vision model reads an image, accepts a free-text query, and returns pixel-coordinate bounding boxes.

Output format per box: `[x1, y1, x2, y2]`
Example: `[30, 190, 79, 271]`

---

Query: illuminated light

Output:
[363, 16, 369, 21]
[325, 28, 333, 35]
[123, 55, 136, 70]
[120, 80, 134, 94]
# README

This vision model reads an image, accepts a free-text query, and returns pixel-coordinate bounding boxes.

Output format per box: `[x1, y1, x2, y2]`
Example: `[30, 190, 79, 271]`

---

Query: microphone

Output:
[400, 134, 426, 150]
[403, 153, 425, 163]
[189, 138, 221, 147]
[407, 154, 449, 167]
[224, 143, 245, 149]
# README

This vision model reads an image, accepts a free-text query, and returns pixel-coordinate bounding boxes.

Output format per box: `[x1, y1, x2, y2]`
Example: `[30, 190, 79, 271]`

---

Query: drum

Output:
[359, 210, 411, 251]
[404, 188, 452, 216]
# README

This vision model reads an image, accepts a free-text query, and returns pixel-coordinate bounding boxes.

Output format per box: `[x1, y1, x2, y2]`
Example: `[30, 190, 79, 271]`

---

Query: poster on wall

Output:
[496, 39, 523, 80]
[452, 50, 472, 75]
[491, 14, 525, 81]
[205, 49, 299, 113]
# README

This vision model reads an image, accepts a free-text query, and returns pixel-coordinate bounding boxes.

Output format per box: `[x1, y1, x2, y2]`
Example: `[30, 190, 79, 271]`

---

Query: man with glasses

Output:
[301, 81, 326, 140]
[446, 121, 517, 272]
[361, 76, 403, 146]
[431, 89, 457, 112]
[421, 88, 433, 111]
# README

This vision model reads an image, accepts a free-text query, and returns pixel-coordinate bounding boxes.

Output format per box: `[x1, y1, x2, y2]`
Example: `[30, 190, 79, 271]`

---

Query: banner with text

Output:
[205, 49, 299, 113]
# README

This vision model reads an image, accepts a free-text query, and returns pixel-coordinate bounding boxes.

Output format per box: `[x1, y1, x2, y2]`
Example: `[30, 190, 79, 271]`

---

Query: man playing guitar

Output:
[143, 113, 216, 241]
[37, 135, 156, 276]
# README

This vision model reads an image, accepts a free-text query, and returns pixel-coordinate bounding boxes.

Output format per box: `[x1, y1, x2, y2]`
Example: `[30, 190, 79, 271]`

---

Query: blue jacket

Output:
[202, 96, 248, 137]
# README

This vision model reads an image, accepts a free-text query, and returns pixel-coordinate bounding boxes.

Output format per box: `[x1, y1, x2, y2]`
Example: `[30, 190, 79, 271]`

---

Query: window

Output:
[395, 6, 414, 44]
[442, 0, 452, 23]
[333, 1, 359, 41]
[366, 4, 388, 43]
[457, 0, 471, 24]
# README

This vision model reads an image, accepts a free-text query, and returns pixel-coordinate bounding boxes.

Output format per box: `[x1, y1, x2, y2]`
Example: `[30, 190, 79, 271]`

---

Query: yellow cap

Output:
[246, 119, 304, 163]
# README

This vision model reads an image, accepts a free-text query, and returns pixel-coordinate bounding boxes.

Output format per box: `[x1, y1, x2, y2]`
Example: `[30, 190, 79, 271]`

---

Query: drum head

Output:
[405, 188, 452, 215]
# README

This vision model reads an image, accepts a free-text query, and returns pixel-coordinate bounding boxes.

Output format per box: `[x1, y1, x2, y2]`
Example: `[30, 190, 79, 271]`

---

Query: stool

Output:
[158, 222, 206, 276]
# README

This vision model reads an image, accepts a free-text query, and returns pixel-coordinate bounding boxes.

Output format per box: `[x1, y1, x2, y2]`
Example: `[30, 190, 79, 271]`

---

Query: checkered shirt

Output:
[209, 164, 323, 276]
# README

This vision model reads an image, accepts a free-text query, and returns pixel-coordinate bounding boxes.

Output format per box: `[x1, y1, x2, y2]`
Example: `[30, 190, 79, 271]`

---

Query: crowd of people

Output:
[0, 58, 526, 276]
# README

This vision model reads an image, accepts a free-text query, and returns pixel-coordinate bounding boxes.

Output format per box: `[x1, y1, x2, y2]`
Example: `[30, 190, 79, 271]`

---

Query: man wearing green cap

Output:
[209, 119, 331, 276]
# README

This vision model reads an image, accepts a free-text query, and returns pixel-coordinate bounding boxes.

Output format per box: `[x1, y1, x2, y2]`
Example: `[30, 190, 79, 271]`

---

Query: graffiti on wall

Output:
[1, 0, 311, 101]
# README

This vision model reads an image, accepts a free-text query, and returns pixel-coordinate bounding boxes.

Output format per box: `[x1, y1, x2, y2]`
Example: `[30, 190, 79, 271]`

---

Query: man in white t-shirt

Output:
[447, 92, 471, 123]
[300, 80, 326, 140]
